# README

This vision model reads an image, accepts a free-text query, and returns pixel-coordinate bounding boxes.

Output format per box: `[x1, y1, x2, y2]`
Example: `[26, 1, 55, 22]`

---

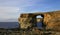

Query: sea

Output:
[0, 22, 42, 29]
[0, 22, 19, 29]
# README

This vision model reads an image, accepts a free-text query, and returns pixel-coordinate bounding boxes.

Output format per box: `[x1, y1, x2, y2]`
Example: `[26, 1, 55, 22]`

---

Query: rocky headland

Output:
[18, 11, 60, 35]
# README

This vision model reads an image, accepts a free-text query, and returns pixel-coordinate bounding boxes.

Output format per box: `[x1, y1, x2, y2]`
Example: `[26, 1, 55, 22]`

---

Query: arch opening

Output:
[36, 15, 43, 29]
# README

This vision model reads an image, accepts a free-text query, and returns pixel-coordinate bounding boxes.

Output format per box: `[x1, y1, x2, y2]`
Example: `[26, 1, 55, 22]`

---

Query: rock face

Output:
[18, 11, 60, 31]
[44, 11, 60, 31]
[18, 14, 34, 29]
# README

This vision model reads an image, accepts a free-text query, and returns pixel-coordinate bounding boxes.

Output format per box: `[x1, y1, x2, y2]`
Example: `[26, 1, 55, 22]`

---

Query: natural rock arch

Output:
[18, 13, 44, 29]
[18, 11, 60, 31]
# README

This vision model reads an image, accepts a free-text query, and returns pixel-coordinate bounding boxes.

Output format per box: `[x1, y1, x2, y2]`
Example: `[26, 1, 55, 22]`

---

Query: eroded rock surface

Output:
[43, 11, 60, 31]
[18, 11, 60, 35]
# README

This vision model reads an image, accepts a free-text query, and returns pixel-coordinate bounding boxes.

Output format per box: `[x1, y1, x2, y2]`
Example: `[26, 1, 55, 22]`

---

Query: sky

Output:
[0, 0, 60, 22]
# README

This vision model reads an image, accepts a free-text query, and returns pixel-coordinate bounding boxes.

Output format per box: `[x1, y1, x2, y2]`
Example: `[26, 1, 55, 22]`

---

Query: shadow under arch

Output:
[31, 14, 45, 29]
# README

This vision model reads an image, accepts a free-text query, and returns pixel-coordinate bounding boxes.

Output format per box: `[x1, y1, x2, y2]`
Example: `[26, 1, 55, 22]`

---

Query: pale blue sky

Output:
[0, 0, 60, 22]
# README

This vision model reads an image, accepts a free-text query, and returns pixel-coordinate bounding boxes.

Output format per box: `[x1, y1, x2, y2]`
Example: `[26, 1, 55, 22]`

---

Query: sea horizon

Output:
[0, 22, 42, 29]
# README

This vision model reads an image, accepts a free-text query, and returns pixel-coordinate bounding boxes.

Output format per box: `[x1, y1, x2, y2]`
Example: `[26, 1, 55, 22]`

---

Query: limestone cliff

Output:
[43, 11, 60, 31]
[18, 11, 60, 32]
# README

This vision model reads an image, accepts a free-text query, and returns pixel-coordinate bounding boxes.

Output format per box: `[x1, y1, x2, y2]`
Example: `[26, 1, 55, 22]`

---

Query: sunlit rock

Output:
[18, 11, 60, 32]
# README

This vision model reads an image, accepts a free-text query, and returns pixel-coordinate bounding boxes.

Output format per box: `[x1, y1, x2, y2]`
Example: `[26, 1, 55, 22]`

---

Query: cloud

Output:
[0, 6, 19, 22]
[0, 0, 20, 22]
[17, 0, 45, 13]
[0, 0, 19, 7]
[19, 0, 60, 13]
[0, 0, 60, 22]
[18, 0, 43, 6]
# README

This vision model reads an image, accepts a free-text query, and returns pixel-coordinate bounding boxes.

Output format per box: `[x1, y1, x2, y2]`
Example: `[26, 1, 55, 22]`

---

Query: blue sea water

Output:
[37, 22, 42, 29]
[0, 22, 19, 29]
[0, 22, 42, 29]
